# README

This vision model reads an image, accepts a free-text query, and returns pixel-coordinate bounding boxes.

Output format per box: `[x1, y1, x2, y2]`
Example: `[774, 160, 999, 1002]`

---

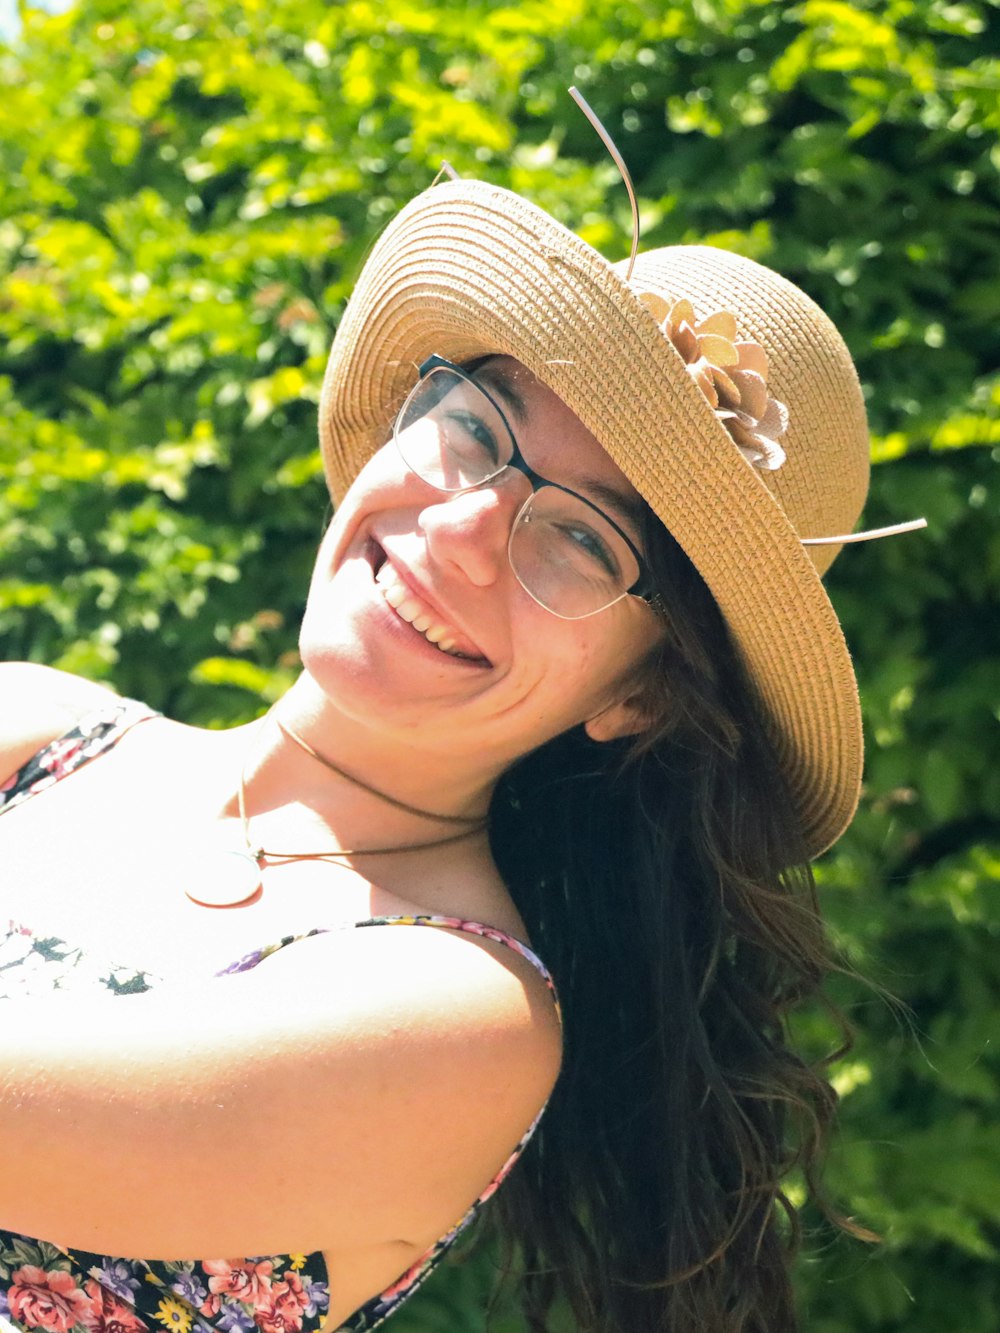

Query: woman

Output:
[0, 170, 920, 1333]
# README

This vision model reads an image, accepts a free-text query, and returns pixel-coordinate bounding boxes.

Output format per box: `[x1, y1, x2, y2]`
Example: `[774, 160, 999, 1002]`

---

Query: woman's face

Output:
[300, 357, 665, 775]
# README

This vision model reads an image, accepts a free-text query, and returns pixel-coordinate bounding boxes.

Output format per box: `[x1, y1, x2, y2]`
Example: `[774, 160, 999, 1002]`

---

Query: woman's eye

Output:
[559, 523, 619, 577]
[446, 410, 500, 464]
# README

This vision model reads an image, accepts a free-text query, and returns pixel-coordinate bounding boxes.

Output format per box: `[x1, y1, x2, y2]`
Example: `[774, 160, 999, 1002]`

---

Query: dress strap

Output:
[217, 912, 562, 1026]
[0, 697, 160, 817]
[354, 913, 562, 1025]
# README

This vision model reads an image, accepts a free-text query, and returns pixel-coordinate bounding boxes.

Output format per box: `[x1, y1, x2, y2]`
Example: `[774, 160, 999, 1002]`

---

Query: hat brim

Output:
[319, 180, 862, 859]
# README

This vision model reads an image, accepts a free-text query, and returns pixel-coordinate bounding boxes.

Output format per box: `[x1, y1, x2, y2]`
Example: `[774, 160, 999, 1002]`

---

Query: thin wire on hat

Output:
[802, 519, 927, 546]
[568, 86, 639, 283]
[360, 93, 928, 555]
[429, 160, 460, 187]
[564, 87, 928, 551]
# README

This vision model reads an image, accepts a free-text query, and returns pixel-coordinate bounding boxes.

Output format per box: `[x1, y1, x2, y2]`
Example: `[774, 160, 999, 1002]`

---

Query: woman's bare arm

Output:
[0, 663, 117, 778]
[0, 918, 562, 1259]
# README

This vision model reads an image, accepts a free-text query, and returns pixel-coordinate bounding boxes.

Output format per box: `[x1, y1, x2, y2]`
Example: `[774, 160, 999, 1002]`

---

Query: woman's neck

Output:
[238, 672, 497, 852]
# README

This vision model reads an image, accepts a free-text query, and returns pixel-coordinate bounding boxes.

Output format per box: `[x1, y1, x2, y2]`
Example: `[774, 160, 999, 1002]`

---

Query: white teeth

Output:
[375, 560, 478, 659]
[395, 597, 423, 622]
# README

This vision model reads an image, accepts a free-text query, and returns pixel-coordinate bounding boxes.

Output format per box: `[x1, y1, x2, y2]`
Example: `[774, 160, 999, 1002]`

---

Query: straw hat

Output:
[319, 179, 871, 858]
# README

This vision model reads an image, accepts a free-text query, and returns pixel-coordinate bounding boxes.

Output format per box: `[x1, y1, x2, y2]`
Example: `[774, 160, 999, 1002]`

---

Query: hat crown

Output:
[617, 246, 870, 577]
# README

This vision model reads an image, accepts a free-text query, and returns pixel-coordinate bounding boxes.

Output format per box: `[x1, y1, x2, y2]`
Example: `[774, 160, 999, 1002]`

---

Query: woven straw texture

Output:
[319, 180, 870, 858]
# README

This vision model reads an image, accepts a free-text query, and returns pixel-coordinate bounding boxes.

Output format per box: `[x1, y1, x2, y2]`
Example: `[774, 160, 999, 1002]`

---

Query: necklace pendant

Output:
[185, 849, 263, 908]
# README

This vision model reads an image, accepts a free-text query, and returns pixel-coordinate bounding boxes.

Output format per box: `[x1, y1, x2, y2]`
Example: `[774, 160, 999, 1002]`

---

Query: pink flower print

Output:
[8, 1265, 92, 1332]
[79, 1280, 146, 1333]
[203, 1260, 274, 1307]
[377, 1256, 429, 1302]
[253, 1273, 308, 1333]
[477, 1175, 502, 1205]
[197, 1293, 222, 1320]
[40, 736, 85, 781]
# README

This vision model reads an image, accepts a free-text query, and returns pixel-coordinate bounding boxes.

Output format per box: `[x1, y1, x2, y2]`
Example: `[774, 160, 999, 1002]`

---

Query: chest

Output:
[0, 735, 471, 981]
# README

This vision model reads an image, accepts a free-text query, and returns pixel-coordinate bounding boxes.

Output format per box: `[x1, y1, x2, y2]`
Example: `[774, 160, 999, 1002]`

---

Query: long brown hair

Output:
[483, 507, 852, 1331]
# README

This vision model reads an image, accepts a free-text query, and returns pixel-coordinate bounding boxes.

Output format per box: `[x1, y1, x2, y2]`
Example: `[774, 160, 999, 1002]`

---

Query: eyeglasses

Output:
[392, 356, 661, 620]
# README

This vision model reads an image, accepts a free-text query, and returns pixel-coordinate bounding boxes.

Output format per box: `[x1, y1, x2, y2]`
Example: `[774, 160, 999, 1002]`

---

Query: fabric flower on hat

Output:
[637, 291, 789, 472]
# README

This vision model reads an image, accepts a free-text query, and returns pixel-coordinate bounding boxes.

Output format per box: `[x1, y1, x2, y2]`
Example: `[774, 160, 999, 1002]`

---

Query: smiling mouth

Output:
[370, 547, 491, 666]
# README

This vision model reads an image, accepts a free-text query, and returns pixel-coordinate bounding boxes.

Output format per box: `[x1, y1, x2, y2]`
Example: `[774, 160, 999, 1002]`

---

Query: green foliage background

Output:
[1, 0, 998, 1327]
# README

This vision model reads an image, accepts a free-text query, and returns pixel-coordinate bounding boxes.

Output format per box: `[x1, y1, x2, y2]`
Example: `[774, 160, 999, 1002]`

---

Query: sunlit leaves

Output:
[0, 0, 998, 1329]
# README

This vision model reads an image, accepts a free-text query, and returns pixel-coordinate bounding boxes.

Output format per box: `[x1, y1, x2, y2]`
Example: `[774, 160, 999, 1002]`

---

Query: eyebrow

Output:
[473, 362, 528, 424]
[580, 479, 649, 548]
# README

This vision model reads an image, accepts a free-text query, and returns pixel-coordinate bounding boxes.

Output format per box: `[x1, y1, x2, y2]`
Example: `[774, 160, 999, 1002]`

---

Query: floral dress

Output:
[0, 699, 562, 1333]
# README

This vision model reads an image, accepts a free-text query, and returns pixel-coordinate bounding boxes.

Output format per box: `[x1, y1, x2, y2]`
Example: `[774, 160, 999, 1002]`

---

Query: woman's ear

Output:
[583, 689, 656, 743]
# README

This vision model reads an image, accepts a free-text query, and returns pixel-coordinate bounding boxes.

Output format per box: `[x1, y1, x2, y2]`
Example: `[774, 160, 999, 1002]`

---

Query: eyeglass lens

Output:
[394, 367, 640, 619]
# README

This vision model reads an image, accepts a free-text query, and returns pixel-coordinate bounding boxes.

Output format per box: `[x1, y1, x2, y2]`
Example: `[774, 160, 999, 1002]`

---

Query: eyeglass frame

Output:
[393, 354, 665, 621]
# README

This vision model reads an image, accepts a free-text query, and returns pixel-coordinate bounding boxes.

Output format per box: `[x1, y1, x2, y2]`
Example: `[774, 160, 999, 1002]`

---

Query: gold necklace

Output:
[185, 713, 489, 909]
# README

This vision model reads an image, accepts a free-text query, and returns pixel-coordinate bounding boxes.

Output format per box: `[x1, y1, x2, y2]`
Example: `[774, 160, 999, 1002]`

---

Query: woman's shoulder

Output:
[0, 664, 121, 779]
[0, 905, 562, 1262]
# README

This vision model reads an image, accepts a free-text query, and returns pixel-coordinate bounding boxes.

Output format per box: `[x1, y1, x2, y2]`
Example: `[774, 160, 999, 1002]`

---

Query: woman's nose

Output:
[419, 474, 530, 588]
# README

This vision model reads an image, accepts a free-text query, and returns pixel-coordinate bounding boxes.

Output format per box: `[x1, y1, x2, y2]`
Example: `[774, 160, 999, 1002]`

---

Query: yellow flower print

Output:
[155, 1297, 193, 1333]
[288, 1255, 307, 1271]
